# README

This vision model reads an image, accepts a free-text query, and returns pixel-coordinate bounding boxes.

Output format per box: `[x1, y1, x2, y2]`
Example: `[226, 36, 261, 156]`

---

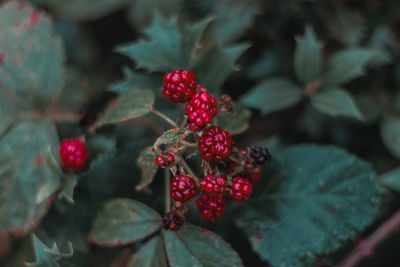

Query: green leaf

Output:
[355, 94, 382, 124]
[380, 116, 400, 159]
[59, 175, 79, 204]
[215, 103, 251, 135]
[164, 224, 243, 267]
[136, 147, 160, 191]
[380, 167, 400, 192]
[240, 78, 303, 115]
[235, 145, 383, 267]
[110, 68, 162, 95]
[322, 48, 388, 87]
[89, 198, 162, 246]
[0, 121, 59, 237]
[294, 26, 322, 85]
[125, 236, 167, 267]
[193, 43, 250, 93]
[153, 128, 185, 150]
[0, 1, 65, 112]
[214, 0, 259, 43]
[329, 8, 366, 46]
[96, 89, 154, 128]
[26, 234, 73, 267]
[311, 88, 363, 120]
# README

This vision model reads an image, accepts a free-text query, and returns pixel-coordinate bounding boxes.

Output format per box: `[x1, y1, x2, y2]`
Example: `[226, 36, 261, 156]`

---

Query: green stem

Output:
[152, 108, 178, 128]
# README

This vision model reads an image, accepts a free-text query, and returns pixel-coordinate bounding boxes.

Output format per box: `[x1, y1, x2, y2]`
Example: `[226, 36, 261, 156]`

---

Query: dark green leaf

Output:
[380, 167, 400, 192]
[380, 116, 400, 159]
[355, 95, 382, 124]
[240, 78, 303, 115]
[164, 224, 242, 267]
[294, 26, 322, 85]
[329, 8, 366, 46]
[311, 88, 363, 120]
[215, 103, 251, 135]
[236, 145, 383, 267]
[153, 128, 185, 150]
[110, 68, 162, 95]
[126, 236, 167, 267]
[96, 89, 154, 128]
[89, 198, 162, 246]
[136, 147, 160, 191]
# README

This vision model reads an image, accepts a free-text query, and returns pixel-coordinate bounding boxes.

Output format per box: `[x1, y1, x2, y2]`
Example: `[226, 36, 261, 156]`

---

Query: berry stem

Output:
[179, 157, 200, 186]
[180, 140, 197, 148]
[152, 108, 178, 128]
[164, 169, 171, 213]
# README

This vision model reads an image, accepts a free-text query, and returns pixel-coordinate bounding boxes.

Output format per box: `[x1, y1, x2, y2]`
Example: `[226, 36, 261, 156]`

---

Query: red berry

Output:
[155, 151, 175, 167]
[170, 175, 198, 202]
[199, 174, 226, 197]
[198, 126, 233, 161]
[163, 69, 196, 103]
[59, 138, 90, 172]
[162, 212, 184, 231]
[249, 165, 262, 184]
[228, 177, 252, 201]
[185, 86, 218, 131]
[196, 194, 226, 221]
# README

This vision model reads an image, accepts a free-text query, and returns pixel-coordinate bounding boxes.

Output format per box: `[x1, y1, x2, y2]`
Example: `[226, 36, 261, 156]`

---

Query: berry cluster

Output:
[155, 150, 175, 167]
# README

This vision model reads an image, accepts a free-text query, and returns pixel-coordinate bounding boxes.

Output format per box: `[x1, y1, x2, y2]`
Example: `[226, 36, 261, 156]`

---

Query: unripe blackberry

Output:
[170, 175, 198, 202]
[196, 194, 226, 221]
[198, 126, 233, 161]
[199, 174, 226, 197]
[59, 138, 90, 172]
[163, 69, 196, 103]
[228, 177, 252, 201]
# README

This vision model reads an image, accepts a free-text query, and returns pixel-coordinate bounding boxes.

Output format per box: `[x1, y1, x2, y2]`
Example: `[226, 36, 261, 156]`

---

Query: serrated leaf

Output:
[235, 145, 383, 267]
[164, 224, 243, 267]
[380, 116, 400, 159]
[125, 236, 167, 267]
[380, 167, 400, 192]
[110, 68, 162, 95]
[153, 128, 185, 150]
[193, 43, 250, 93]
[215, 103, 251, 135]
[294, 26, 322, 84]
[136, 147, 160, 191]
[0, 121, 59, 237]
[240, 78, 303, 115]
[311, 88, 363, 120]
[322, 49, 388, 87]
[89, 198, 162, 246]
[0, 1, 65, 112]
[96, 89, 154, 128]
[214, 0, 259, 43]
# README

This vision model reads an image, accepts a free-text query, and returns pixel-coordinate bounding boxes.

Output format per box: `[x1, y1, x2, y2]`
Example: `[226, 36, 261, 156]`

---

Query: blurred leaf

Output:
[36, 148, 62, 204]
[329, 8, 366, 46]
[246, 49, 292, 81]
[136, 146, 160, 191]
[380, 167, 400, 192]
[193, 43, 250, 93]
[356, 95, 382, 124]
[380, 116, 400, 159]
[240, 78, 303, 115]
[164, 224, 242, 266]
[96, 89, 154, 128]
[214, 0, 259, 43]
[0, 121, 59, 237]
[215, 103, 251, 135]
[118, 16, 212, 72]
[311, 88, 363, 120]
[322, 49, 388, 87]
[294, 26, 322, 85]
[0, 1, 65, 112]
[89, 198, 162, 246]
[236, 145, 383, 267]
[153, 128, 185, 150]
[110, 68, 162, 95]
[125, 236, 167, 267]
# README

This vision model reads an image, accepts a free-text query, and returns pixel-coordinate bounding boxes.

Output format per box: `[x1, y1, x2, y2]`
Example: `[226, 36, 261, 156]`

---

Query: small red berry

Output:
[59, 138, 90, 172]
[155, 151, 175, 167]
[249, 165, 262, 184]
[162, 212, 184, 231]
[228, 177, 252, 201]
[196, 194, 226, 221]
[170, 175, 198, 202]
[185, 86, 218, 131]
[199, 174, 226, 197]
[163, 69, 196, 103]
[198, 126, 233, 161]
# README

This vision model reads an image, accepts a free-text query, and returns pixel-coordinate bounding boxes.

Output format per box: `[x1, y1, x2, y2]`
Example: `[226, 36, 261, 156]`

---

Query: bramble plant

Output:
[2, 0, 400, 266]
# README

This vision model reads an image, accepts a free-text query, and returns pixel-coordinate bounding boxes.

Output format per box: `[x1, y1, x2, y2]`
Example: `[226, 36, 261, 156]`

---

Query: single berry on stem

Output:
[196, 193, 226, 221]
[59, 138, 90, 172]
[163, 69, 196, 103]
[155, 151, 175, 167]
[198, 126, 233, 161]
[162, 211, 184, 231]
[185, 86, 218, 131]
[228, 177, 252, 201]
[170, 175, 198, 202]
[200, 174, 226, 197]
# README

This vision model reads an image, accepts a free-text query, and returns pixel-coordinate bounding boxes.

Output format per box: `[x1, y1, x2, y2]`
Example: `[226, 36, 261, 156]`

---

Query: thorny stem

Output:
[337, 208, 400, 267]
[152, 108, 178, 128]
[164, 169, 171, 213]
[179, 157, 200, 185]
[180, 140, 197, 147]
